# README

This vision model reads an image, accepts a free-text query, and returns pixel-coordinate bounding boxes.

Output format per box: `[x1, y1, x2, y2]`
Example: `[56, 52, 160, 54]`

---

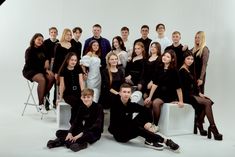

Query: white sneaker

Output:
[38, 105, 48, 114]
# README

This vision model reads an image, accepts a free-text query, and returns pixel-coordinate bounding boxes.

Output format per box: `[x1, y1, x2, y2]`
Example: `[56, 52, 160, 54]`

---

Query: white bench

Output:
[57, 101, 71, 130]
[158, 103, 195, 136]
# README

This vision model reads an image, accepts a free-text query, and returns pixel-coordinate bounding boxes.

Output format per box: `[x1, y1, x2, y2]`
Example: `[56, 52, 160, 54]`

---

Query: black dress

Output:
[141, 57, 161, 93]
[100, 68, 125, 109]
[152, 66, 181, 102]
[53, 43, 75, 74]
[125, 58, 144, 86]
[60, 66, 83, 97]
[193, 46, 209, 93]
[179, 68, 213, 114]
[22, 46, 47, 81]
[60, 65, 83, 123]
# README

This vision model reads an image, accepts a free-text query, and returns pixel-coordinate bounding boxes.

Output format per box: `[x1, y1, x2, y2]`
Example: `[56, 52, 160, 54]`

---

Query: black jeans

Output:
[112, 111, 164, 143]
[56, 130, 101, 146]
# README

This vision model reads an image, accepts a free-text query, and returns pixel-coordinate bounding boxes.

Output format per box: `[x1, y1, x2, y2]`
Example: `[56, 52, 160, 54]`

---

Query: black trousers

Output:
[63, 95, 81, 124]
[56, 130, 101, 146]
[112, 112, 164, 143]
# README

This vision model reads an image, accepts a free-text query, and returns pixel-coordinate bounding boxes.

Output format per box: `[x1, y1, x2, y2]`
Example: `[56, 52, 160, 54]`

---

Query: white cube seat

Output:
[158, 103, 195, 136]
[57, 101, 71, 130]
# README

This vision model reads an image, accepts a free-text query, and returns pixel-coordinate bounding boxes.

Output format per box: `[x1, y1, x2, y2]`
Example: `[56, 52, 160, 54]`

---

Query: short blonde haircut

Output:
[81, 88, 94, 97]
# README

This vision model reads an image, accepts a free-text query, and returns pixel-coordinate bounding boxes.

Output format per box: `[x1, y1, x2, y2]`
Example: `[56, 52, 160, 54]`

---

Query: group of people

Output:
[22, 23, 223, 153]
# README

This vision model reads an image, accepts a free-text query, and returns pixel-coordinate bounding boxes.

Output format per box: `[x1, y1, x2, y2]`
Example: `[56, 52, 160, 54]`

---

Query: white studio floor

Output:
[0, 99, 235, 157]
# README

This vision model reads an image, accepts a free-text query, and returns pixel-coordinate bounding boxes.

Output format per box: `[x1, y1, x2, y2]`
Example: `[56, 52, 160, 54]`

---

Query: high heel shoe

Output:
[208, 125, 223, 140]
[194, 122, 207, 136]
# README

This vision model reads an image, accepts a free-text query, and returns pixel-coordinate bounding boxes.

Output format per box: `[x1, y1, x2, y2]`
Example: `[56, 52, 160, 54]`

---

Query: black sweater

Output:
[69, 102, 104, 136]
[108, 95, 151, 135]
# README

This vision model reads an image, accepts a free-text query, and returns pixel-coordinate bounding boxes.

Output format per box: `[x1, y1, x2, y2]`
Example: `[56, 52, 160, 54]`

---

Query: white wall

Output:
[0, 0, 234, 117]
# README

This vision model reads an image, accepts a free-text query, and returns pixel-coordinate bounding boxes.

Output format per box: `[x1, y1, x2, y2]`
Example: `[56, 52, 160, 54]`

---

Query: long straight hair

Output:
[58, 52, 78, 77]
[60, 28, 72, 42]
[192, 31, 206, 57]
[106, 52, 118, 87]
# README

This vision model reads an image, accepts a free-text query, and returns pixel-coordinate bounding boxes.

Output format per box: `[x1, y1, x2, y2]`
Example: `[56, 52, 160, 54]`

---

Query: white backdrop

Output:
[0, 0, 234, 120]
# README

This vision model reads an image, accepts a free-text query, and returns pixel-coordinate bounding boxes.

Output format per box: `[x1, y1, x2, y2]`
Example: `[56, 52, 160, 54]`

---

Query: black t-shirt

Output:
[60, 65, 83, 96]
[70, 39, 82, 59]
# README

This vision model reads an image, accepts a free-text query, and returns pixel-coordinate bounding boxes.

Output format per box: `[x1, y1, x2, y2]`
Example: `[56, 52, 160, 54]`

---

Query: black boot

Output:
[208, 125, 223, 141]
[47, 138, 64, 148]
[194, 122, 207, 136]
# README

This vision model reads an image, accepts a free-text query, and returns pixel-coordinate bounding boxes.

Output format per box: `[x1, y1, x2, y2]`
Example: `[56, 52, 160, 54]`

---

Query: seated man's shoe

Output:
[145, 140, 164, 150]
[166, 139, 180, 152]
[47, 138, 64, 149]
[70, 142, 88, 152]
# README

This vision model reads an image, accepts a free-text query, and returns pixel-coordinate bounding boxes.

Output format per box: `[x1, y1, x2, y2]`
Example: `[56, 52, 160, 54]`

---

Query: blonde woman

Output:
[100, 52, 125, 109]
[192, 31, 209, 94]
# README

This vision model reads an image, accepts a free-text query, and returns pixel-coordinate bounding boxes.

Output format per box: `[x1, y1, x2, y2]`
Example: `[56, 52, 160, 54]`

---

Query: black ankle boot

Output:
[194, 122, 207, 136]
[208, 125, 223, 141]
[47, 138, 64, 148]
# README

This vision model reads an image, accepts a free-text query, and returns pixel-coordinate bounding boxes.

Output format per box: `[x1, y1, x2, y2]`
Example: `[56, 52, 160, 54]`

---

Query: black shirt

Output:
[60, 66, 83, 97]
[108, 95, 151, 135]
[69, 102, 104, 136]
[70, 39, 82, 60]
[43, 38, 59, 62]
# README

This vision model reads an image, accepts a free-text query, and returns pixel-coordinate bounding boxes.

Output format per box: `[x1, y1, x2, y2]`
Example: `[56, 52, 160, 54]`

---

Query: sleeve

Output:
[76, 65, 84, 75]
[43, 41, 50, 60]
[152, 68, 161, 85]
[119, 51, 128, 68]
[106, 40, 112, 54]
[24, 48, 40, 71]
[52, 44, 60, 73]
[25, 48, 33, 67]
[125, 61, 131, 77]
[101, 69, 110, 91]
[199, 46, 209, 80]
[80, 55, 91, 67]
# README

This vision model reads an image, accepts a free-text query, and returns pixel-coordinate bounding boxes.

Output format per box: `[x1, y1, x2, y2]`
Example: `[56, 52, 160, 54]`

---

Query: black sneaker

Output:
[47, 138, 64, 149]
[166, 139, 180, 152]
[145, 140, 164, 150]
[70, 142, 88, 152]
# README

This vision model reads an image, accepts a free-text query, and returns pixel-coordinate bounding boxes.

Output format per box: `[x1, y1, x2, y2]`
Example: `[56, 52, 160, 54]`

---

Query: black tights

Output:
[193, 96, 215, 126]
[151, 98, 164, 125]
[32, 73, 54, 105]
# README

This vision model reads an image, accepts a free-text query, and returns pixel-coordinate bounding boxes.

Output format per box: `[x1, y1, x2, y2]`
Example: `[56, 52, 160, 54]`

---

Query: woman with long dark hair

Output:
[179, 50, 222, 140]
[23, 33, 54, 114]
